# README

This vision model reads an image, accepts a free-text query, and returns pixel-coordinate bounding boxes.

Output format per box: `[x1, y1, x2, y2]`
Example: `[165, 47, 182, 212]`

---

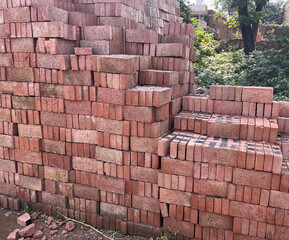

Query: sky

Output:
[188, 0, 282, 10]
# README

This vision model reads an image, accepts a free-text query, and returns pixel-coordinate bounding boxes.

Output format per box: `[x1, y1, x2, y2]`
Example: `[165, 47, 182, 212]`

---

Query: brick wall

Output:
[0, 0, 289, 239]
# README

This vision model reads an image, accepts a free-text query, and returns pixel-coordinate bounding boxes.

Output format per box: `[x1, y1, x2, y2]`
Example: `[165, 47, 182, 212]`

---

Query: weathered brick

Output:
[40, 112, 66, 127]
[0, 134, 13, 148]
[130, 166, 158, 184]
[42, 191, 67, 208]
[194, 179, 228, 197]
[16, 150, 42, 165]
[72, 129, 98, 145]
[279, 101, 289, 117]
[0, 109, 11, 122]
[133, 223, 162, 238]
[97, 88, 125, 105]
[61, 71, 92, 86]
[0, 159, 16, 173]
[44, 166, 69, 182]
[161, 158, 194, 177]
[97, 55, 139, 74]
[199, 212, 233, 230]
[42, 139, 65, 155]
[72, 157, 98, 173]
[229, 201, 267, 222]
[18, 124, 42, 139]
[0, 53, 12, 67]
[163, 218, 194, 238]
[0, 182, 17, 197]
[12, 96, 35, 110]
[100, 202, 127, 220]
[269, 190, 289, 209]
[131, 137, 158, 153]
[4, 7, 30, 22]
[65, 101, 91, 115]
[160, 188, 191, 207]
[242, 87, 273, 103]
[0, 81, 13, 94]
[233, 168, 272, 189]
[40, 83, 63, 98]
[132, 195, 160, 213]
[11, 38, 34, 53]
[95, 146, 123, 164]
[74, 184, 99, 201]
[19, 175, 43, 191]
[124, 106, 155, 123]
[95, 175, 125, 194]
[96, 118, 123, 135]
[126, 29, 158, 43]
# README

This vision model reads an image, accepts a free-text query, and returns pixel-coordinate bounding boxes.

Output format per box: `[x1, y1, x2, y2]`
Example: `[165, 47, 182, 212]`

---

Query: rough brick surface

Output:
[0, 1, 287, 239]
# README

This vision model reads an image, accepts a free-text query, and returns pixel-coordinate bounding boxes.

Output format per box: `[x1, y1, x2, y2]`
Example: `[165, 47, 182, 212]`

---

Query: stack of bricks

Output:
[1, 0, 289, 238]
[158, 85, 289, 239]
[0, 0, 197, 238]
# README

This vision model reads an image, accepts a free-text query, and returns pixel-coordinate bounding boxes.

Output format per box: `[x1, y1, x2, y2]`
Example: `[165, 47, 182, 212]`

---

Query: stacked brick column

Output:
[158, 85, 289, 239]
[0, 0, 196, 237]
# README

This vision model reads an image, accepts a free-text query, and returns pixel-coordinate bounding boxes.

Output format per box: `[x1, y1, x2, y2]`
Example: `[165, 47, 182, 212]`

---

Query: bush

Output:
[195, 49, 289, 100]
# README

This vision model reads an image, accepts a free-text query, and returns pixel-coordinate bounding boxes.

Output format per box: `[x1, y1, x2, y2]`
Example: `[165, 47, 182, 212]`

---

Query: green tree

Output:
[215, 0, 269, 54]
[178, 0, 193, 24]
[261, 1, 284, 25]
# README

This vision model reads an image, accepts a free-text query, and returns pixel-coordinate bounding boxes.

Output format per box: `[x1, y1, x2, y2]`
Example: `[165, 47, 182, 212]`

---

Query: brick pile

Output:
[0, 0, 289, 239]
[158, 85, 289, 239]
[0, 0, 196, 237]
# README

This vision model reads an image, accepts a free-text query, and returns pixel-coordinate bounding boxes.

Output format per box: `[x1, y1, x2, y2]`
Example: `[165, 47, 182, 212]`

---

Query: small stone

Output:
[17, 213, 32, 227]
[41, 236, 47, 240]
[19, 223, 36, 237]
[5, 212, 12, 217]
[33, 230, 44, 239]
[48, 223, 58, 230]
[47, 216, 54, 225]
[65, 221, 75, 232]
[62, 230, 68, 235]
[63, 234, 69, 238]
[50, 230, 58, 235]
[7, 229, 20, 240]
[31, 212, 39, 220]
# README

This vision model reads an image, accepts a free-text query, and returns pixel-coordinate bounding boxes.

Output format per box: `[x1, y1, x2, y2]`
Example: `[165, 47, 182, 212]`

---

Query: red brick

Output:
[161, 157, 194, 177]
[269, 190, 289, 209]
[132, 195, 159, 213]
[199, 212, 233, 230]
[130, 166, 158, 184]
[44, 166, 69, 182]
[194, 179, 228, 197]
[95, 175, 125, 194]
[98, 55, 139, 74]
[233, 168, 272, 189]
[19, 175, 43, 191]
[163, 217, 194, 238]
[213, 100, 242, 116]
[160, 188, 191, 207]
[4, 7, 30, 23]
[42, 191, 67, 208]
[100, 202, 127, 220]
[95, 146, 123, 165]
[242, 87, 273, 103]
[230, 201, 267, 222]
[65, 101, 91, 115]
[74, 184, 99, 201]
[18, 124, 42, 139]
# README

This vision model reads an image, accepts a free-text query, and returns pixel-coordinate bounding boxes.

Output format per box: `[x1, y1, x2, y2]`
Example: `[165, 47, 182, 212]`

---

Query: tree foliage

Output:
[178, 0, 193, 24]
[195, 26, 289, 101]
[261, 1, 284, 25]
[215, 0, 271, 53]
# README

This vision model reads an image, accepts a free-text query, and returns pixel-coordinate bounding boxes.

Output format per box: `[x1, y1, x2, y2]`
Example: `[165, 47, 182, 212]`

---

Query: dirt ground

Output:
[0, 208, 150, 240]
